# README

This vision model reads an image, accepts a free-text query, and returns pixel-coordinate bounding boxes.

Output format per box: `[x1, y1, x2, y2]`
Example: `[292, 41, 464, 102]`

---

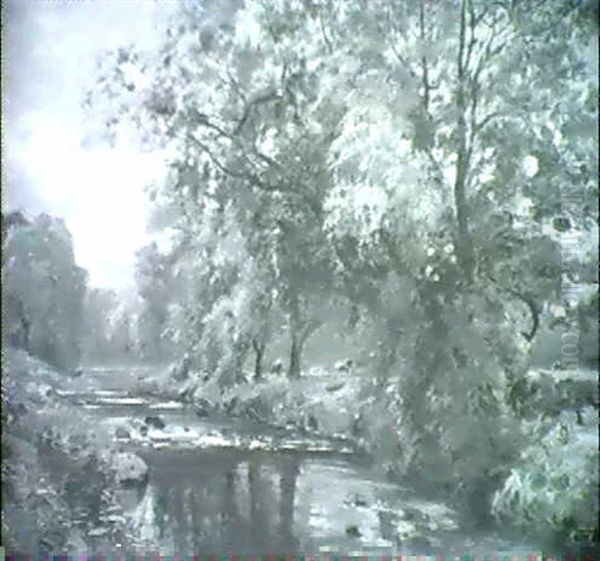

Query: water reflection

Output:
[124, 450, 303, 554]
[54, 374, 541, 556]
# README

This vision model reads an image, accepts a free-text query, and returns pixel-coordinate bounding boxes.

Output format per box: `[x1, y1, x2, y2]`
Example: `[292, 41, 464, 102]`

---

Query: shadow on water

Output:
[117, 444, 545, 556]
[127, 448, 304, 554]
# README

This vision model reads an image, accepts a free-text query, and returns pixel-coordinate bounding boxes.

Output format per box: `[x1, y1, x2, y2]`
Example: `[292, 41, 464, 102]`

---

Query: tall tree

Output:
[135, 242, 174, 362]
[89, 0, 340, 383]
[2, 213, 88, 369]
[257, 0, 598, 498]
[88, 0, 598, 508]
[81, 287, 119, 362]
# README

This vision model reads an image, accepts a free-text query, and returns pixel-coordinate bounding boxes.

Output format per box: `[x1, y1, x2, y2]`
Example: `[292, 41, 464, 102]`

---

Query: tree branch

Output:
[508, 289, 540, 342]
[464, 0, 478, 72]
[234, 91, 282, 136]
[186, 132, 275, 193]
[418, 0, 430, 111]
[318, 9, 334, 54]
[300, 317, 323, 346]
[189, 110, 232, 139]
[474, 110, 502, 134]
[454, 0, 475, 283]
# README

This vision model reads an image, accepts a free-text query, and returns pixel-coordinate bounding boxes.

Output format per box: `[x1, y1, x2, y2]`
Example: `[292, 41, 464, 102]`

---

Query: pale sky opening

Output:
[2, 0, 174, 289]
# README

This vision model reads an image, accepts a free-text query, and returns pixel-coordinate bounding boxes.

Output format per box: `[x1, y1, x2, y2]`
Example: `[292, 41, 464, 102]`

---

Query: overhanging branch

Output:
[509, 289, 540, 342]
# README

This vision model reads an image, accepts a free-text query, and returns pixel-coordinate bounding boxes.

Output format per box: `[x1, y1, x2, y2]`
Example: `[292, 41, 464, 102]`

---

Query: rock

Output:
[112, 452, 148, 487]
[351, 413, 365, 437]
[306, 414, 319, 432]
[137, 377, 161, 395]
[224, 397, 239, 415]
[179, 382, 198, 402]
[401, 507, 422, 521]
[195, 398, 213, 417]
[245, 404, 263, 422]
[326, 382, 345, 392]
[270, 359, 284, 375]
[170, 354, 191, 381]
[66, 529, 87, 551]
[345, 525, 361, 538]
[144, 415, 166, 429]
[243, 397, 270, 422]
[335, 358, 354, 372]
[407, 535, 432, 549]
[354, 496, 368, 507]
[115, 426, 131, 440]
[13, 402, 28, 417]
[88, 527, 109, 538]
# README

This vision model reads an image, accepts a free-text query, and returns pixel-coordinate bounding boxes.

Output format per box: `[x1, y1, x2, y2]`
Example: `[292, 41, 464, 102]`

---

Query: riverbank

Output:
[2, 348, 134, 552]
[3, 348, 596, 554]
[174, 362, 598, 553]
[126, 363, 372, 455]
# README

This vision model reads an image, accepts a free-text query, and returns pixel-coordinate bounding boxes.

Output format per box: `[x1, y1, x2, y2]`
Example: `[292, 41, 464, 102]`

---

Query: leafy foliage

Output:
[492, 407, 598, 547]
[86, 0, 598, 545]
[2, 213, 87, 369]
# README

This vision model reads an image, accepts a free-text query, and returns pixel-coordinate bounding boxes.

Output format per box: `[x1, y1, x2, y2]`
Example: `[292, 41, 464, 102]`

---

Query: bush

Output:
[492, 407, 599, 548]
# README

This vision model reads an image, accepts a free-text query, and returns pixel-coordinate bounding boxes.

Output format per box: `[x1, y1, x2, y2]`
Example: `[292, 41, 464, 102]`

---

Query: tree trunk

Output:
[252, 337, 266, 382]
[454, 0, 475, 284]
[287, 292, 302, 379]
[288, 331, 302, 379]
[286, 292, 322, 379]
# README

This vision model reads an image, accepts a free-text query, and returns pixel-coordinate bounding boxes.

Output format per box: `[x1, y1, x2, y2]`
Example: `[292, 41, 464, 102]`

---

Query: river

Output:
[53, 366, 543, 556]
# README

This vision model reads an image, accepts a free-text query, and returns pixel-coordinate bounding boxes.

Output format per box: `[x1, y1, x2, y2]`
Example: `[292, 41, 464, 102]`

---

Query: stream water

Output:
[54, 366, 543, 556]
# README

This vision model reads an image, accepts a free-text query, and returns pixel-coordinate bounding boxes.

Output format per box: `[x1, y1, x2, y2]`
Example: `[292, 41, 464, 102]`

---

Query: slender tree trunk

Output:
[287, 292, 302, 379]
[21, 316, 30, 351]
[454, 0, 475, 284]
[286, 292, 322, 379]
[252, 337, 266, 382]
[288, 331, 302, 379]
[419, 0, 430, 112]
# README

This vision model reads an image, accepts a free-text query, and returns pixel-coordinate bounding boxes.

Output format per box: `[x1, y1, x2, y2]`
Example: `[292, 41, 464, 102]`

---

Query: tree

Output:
[257, 0, 597, 505]
[87, 0, 598, 532]
[106, 303, 137, 362]
[134, 242, 174, 363]
[89, 0, 340, 384]
[81, 287, 119, 363]
[2, 213, 88, 369]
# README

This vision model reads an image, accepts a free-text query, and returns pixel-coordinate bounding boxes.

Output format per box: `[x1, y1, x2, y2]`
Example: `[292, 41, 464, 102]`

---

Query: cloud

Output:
[13, 112, 166, 288]
[3, 0, 173, 288]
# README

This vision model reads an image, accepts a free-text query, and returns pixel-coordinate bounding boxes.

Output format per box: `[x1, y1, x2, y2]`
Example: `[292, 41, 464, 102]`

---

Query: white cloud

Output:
[5, 1, 173, 288]
[14, 113, 166, 288]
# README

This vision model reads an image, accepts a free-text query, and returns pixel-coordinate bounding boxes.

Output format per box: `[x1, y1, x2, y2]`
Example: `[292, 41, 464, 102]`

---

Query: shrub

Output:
[492, 407, 599, 547]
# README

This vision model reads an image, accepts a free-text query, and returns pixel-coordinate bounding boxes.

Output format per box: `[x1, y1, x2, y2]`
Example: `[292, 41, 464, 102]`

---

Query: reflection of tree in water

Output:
[134, 452, 302, 554]
[248, 458, 269, 547]
[221, 467, 240, 548]
[153, 494, 167, 539]
[132, 484, 168, 547]
[278, 456, 300, 551]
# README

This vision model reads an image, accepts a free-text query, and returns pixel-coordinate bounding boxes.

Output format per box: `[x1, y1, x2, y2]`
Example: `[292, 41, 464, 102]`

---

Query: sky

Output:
[2, 0, 174, 289]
